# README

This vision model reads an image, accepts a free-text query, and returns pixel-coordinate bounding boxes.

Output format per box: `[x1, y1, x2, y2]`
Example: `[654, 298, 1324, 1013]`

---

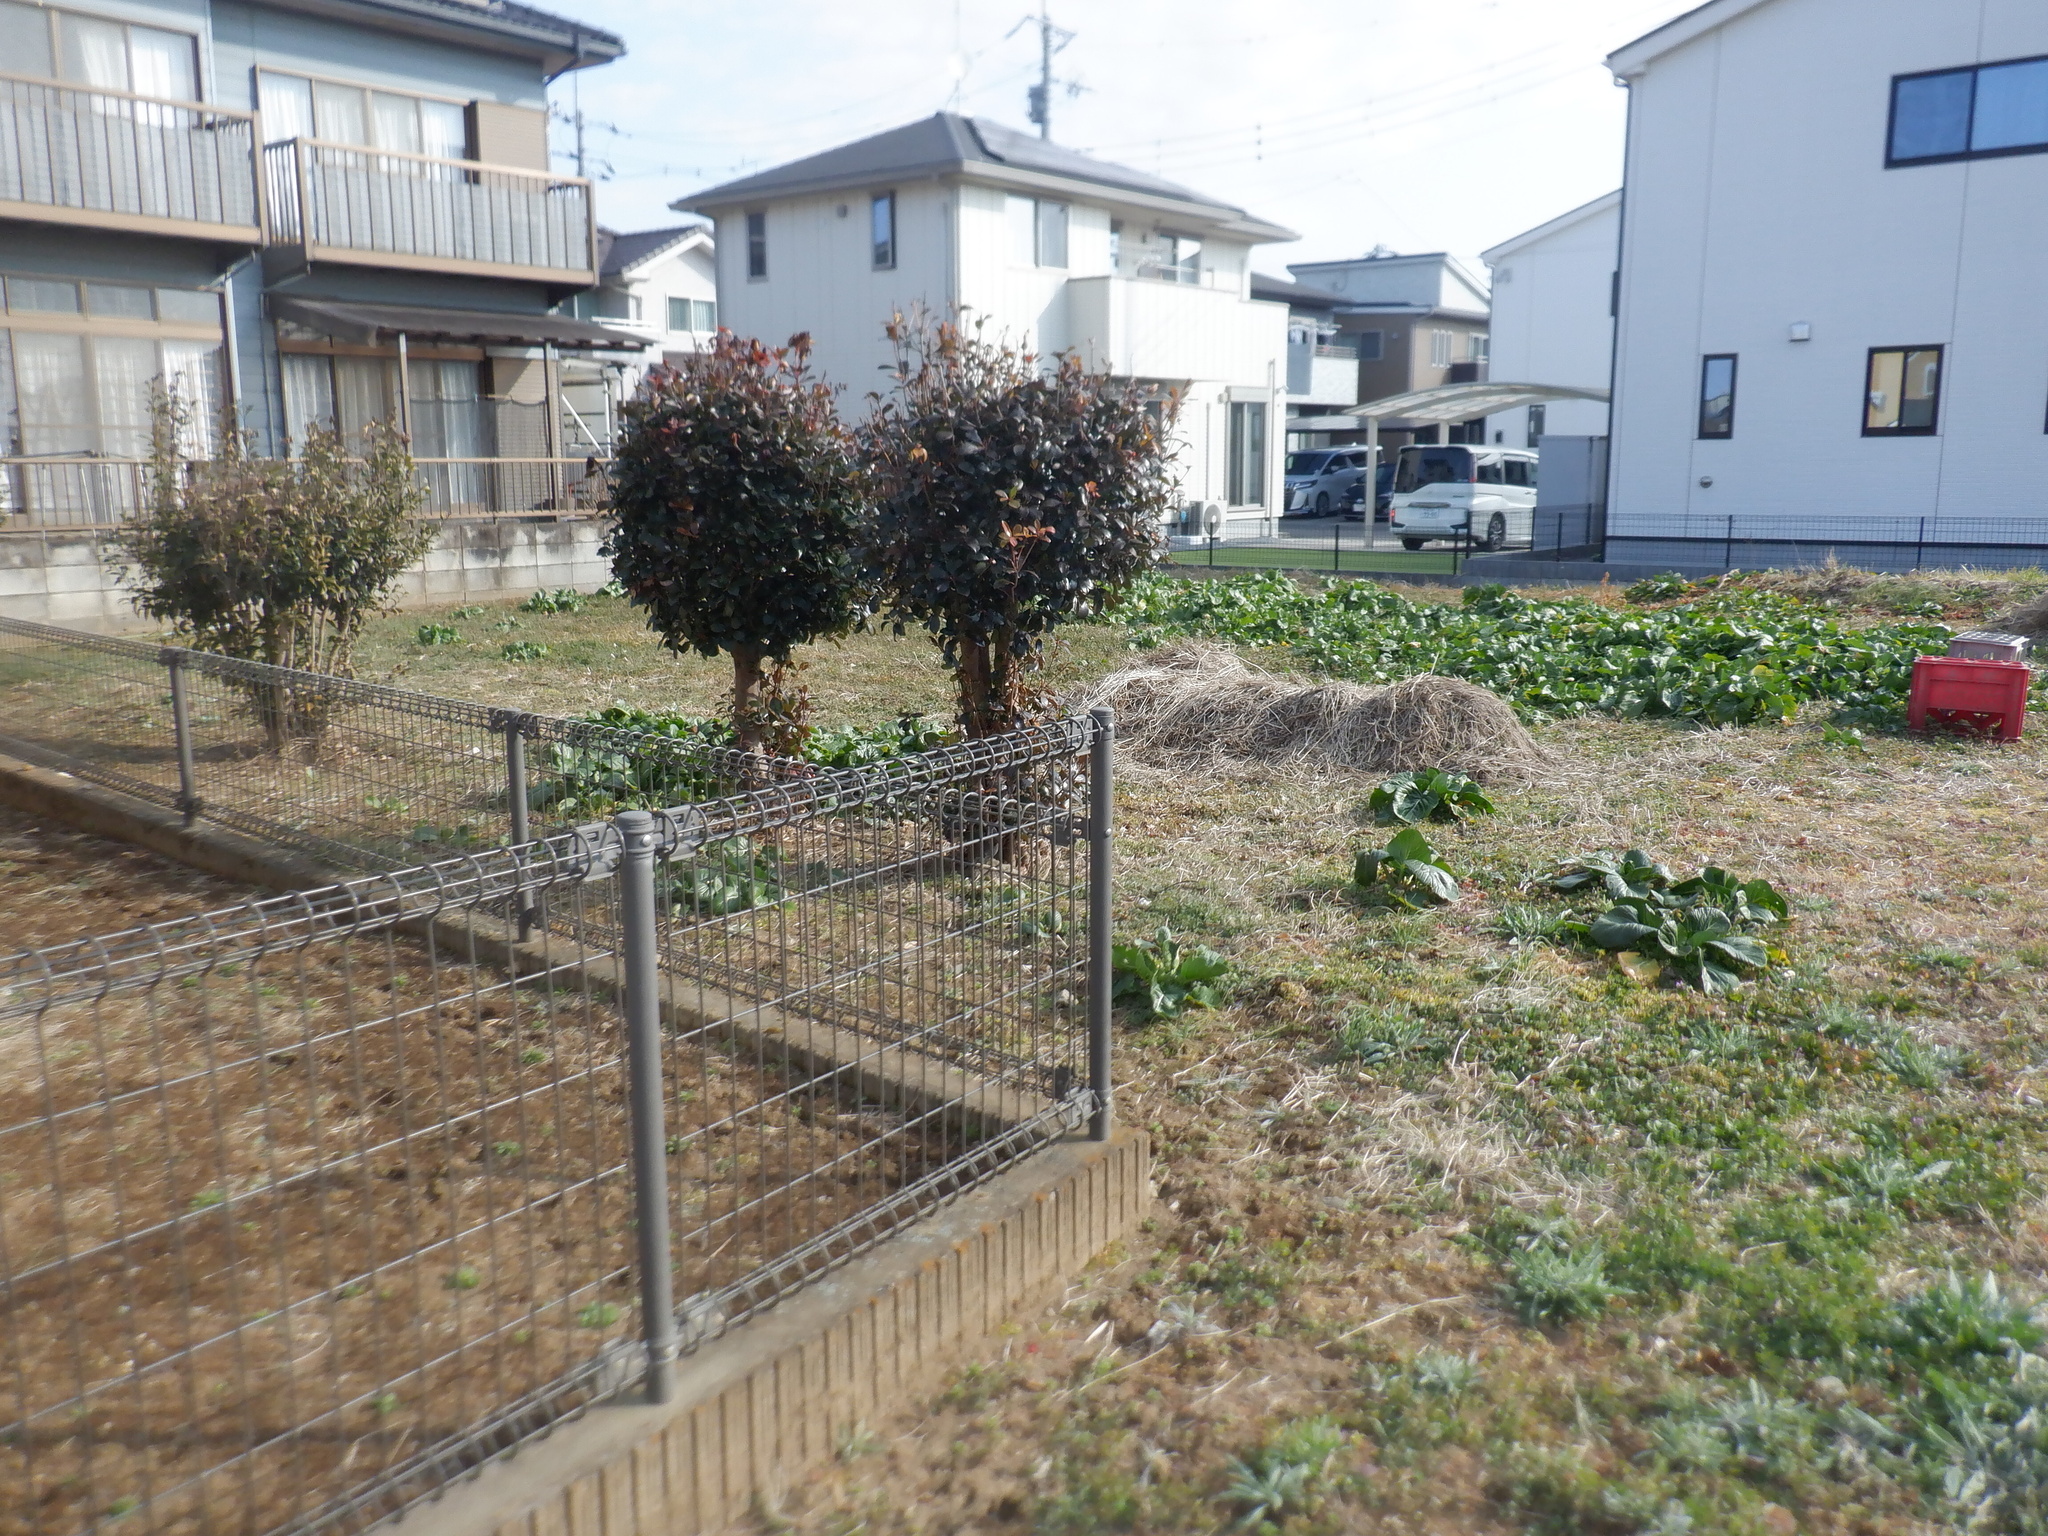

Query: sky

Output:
[546, 0, 1696, 280]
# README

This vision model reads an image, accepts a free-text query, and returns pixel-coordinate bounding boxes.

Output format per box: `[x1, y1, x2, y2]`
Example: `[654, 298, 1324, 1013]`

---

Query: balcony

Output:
[0, 73, 259, 240]
[1062, 275, 1286, 384]
[1286, 340, 1360, 406]
[262, 139, 596, 286]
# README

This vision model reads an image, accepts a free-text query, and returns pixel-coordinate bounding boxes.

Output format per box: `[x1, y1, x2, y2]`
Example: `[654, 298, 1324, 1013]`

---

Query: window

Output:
[1109, 219, 1122, 270]
[1527, 402, 1547, 442]
[1502, 458, 1532, 489]
[1469, 334, 1490, 363]
[257, 70, 468, 157]
[1356, 330, 1384, 361]
[1429, 330, 1452, 368]
[0, 2, 200, 99]
[668, 297, 717, 333]
[746, 211, 767, 280]
[1227, 401, 1267, 507]
[1005, 196, 1070, 268]
[1864, 346, 1943, 435]
[1890, 55, 2048, 166]
[1035, 200, 1068, 268]
[1698, 354, 1737, 439]
[871, 191, 896, 270]
[1476, 456, 1505, 485]
[1394, 446, 1475, 493]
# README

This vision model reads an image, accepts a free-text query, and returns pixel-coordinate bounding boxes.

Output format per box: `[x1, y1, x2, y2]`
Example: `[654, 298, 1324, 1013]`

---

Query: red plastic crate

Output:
[1907, 655, 2030, 740]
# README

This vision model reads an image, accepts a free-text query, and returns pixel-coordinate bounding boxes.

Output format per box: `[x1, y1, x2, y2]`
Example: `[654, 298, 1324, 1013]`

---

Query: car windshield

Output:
[1394, 447, 1475, 493]
[1285, 453, 1332, 476]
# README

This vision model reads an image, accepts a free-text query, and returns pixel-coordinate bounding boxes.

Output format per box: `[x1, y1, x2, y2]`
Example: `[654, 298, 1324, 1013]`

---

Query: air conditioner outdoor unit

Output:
[1183, 500, 1225, 536]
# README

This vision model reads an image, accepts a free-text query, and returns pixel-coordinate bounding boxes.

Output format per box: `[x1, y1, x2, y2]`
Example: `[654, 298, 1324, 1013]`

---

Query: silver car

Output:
[1282, 449, 1370, 517]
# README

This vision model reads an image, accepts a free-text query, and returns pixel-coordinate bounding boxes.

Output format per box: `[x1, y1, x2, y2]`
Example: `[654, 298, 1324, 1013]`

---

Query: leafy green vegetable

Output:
[1549, 850, 1788, 993]
[1111, 926, 1231, 1020]
[1353, 827, 1461, 908]
[1368, 768, 1497, 825]
[666, 837, 784, 918]
[414, 622, 459, 646]
[1115, 571, 1956, 727]
[500, 640, 549, 661]
[519, 587, 586, 614]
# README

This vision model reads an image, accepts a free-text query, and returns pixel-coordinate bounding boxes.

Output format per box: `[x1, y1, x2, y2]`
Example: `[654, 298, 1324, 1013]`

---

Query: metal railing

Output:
[0, 72, 259, 231]
[0, 457, 610, 530]
[262, 137, 595, 277]
[1605, 512, 2048, 574]
[0, 712, 1112, 1534]
[0, 615, 793, 872]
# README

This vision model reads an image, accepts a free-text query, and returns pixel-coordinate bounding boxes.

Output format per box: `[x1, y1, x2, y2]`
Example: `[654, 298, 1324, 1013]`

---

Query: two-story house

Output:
[1604, 0, 2048, 570]
[675, 113, 1296, 527]
[1284, 250, 1492, 449]
[0, 0, 629, 530]
[560, 222, 718, 451]
[1480, 191, 1619, 451]
[1255, 271, 1363, 453]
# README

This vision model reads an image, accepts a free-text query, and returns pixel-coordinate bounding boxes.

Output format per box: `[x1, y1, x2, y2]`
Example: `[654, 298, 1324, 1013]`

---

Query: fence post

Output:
[161, 647, 199, 826]
[1725, 514, 1736, 573]
[1208, 532, 1216, 568]
[615, 808, 679, 1403]
[1916, 517, 1927, 573]
[1087, 708, 1115, 1143]
[1332, 519, 1341, 575]
[495, 710, 535, 939]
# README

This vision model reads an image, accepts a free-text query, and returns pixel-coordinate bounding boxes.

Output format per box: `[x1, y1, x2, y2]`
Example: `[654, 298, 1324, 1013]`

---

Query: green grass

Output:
[1167, 542, 1463, 575]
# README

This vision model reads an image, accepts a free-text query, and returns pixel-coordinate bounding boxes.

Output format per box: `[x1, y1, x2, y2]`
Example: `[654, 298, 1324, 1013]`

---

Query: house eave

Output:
[1605, 0, 1776, 79]
[248, 0, 623, 73]
[1480, 189, 1623, 265]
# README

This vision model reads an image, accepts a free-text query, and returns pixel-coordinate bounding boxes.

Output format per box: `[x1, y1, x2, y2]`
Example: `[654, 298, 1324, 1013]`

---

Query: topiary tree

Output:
[123, 388, 433, 747]
[864, 317, 1175, 737]
[604, 333, 869, 754]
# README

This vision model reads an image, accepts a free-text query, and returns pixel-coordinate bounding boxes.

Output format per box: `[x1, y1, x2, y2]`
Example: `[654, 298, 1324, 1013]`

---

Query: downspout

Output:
[395, 331, 414, 442]
[1601, 76, 1634, 561]
[207, 253, 257, 447]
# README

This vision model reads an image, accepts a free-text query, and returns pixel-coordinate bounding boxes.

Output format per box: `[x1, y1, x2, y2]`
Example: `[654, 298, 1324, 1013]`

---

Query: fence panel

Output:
[0, 711, 1108, 1535]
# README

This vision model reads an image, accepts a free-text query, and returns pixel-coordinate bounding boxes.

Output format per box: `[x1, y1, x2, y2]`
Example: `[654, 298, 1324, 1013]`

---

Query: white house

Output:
[561, 225, 720, 450]
[1605, 0, 2048, 570]
[1480, 192, 1619, 450]
[675, 113, 1297, 526]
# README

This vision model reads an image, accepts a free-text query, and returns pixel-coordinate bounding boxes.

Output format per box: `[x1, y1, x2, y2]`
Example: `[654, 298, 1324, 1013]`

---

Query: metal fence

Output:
[1603, 513, 2048, 575]
[0, 458, 609, 531]
[0, 615, 817, 873]
[1167, 519, 1477, 577]
[0, 708, 1113, 1535]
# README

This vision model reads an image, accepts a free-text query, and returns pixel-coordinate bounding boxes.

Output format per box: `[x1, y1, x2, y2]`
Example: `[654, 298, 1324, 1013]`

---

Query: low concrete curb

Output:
[403, 1129, 1149, 1536]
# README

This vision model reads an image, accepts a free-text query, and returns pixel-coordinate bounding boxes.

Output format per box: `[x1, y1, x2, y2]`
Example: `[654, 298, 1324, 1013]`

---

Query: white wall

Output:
[1608, 0, 2048, 544]
[1483, 196, 1618, 448]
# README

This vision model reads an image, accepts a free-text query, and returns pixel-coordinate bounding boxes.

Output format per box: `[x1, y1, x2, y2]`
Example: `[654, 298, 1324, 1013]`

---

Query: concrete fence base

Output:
[0, 517, 610, 632]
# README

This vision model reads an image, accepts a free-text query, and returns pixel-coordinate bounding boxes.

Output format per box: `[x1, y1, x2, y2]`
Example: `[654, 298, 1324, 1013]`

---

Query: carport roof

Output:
[1345, 381, 1610, 425]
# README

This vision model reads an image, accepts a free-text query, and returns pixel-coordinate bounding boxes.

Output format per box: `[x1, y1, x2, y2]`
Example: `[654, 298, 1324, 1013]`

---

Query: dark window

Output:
[871, 191, 895, 270]
[1285, 452, 1331, 476]
[1502, 458, 1532, 488]
[1865, 346, 1943, 435]
[1698, 354, 1737, 439]
[746, 211, 767, 279]
[1394, 446, 1474, 493]
[1476, 457, 1505, 485]
[1356, 330, 1384, 360]
[1227, 401, 1267, 506]
[1890, 55, 2048, 166]
[1527, 402, 1546, 442]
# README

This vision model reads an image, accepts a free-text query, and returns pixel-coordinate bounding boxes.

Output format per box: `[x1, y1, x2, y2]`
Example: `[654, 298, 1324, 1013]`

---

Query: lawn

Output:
[354, 571, 2048, 1533]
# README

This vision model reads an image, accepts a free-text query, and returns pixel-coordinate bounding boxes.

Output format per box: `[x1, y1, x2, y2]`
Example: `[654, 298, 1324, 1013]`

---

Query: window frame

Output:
[871, 190, 896, 271]
[1355, 330, 1384, 361]
[745, 211, 768, 281]
[1697, 353, 1738, 440]
[1887, 53, 2048, 168]
[1429, 330, 1452, 368]
[1, 1, 204, 102]
[1862, 345, 1945, 437]
[1226, 399, 1268, 508]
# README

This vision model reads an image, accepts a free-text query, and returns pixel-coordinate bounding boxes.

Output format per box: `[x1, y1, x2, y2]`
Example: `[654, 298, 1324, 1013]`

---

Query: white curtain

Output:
[10, 332, 91, 454]
[126, 25, 195, 101]
[258, 73, 313, 143]
[280, 354, 335, 451]
[58, 14, 127, 90]
[89, 335, 156, 458]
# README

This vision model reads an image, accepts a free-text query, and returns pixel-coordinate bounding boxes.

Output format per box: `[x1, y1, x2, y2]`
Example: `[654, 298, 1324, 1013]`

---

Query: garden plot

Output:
[0, 884, 939, 1536]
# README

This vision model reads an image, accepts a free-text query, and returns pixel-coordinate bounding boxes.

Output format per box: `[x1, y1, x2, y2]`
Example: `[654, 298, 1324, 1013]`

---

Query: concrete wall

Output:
[0, 517, 609, 632]
[1608, 0, 2048, 541]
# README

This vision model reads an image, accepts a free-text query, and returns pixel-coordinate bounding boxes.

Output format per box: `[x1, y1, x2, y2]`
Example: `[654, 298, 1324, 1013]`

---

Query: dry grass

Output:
[1080, 641, 1560, 785]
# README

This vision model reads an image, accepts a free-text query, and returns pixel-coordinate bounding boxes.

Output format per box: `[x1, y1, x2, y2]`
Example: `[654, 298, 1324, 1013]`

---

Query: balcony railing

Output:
[0, 457, 609, 532]
[262, 138, 596, 282]
[0, 73, 258, 236]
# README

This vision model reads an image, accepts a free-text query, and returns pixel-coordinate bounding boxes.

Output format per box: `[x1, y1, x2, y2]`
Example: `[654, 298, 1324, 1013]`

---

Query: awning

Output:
[1344, 381, 1610, 426]
[268, 296, 646, 354]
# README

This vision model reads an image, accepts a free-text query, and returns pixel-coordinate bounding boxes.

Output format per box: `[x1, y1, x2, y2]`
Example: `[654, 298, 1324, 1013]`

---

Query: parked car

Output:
[1341, 461, 1396, 522]
[1387, 445, 1539, 551]
[1283, 449, 1370, 517]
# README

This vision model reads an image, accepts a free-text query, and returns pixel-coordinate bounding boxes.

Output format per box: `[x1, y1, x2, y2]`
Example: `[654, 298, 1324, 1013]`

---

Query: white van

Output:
[1387, 445, 1539, 551]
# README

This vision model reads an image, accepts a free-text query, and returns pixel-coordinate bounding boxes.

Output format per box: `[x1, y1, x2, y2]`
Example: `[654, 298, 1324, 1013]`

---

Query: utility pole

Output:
[1008, 2, 1074, 140]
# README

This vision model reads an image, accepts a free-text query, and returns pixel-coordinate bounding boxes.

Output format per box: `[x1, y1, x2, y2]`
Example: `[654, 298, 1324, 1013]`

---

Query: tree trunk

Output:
[958, 641, 997, 739]
[731, 643, 766, 753]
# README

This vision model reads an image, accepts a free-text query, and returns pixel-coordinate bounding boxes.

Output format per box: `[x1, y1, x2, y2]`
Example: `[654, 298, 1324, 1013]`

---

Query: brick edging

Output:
[396, 1130, 1152, 1536]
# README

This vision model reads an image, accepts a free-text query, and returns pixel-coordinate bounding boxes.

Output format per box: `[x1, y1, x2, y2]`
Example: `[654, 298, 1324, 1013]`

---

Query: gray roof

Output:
[677, 113, 1294, 240]
[1250, 272, 1346, 311]
[596, 225, 707, 279]
[252, 0, 622, 72]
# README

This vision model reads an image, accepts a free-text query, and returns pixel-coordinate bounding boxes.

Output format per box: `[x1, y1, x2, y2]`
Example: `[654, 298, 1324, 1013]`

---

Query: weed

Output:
[520, 588, 586, 615]
[490, 1140, 522, 1161]
[370, 1392, 399, 1415]
[1503, 1242, 1625, 1326]
[450, 604, 484, 619]
[414, 623, 460, 646]
[1408, 1347, 1483, 1398]
[1879, 1272, 2043, 1370]
[1218, 1416, 1344, 1529]
[519, 1047, 548, 1067]
[577, 1301, 622, 1329]
[1496, 903, 1571, 944]
[445, 1266, 481, 1291]
[1333, 1007, 1424, 1065]
[188, 1189, 224, 1211]
[501, 640, 550, 661]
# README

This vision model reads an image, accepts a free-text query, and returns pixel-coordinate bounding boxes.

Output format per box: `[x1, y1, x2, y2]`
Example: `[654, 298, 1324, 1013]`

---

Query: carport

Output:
[1343, 382, 1612, 512]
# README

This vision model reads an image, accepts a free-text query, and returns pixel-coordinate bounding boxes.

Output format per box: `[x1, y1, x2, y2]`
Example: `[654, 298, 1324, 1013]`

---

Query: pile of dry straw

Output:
[1080, 642, 1558, 784]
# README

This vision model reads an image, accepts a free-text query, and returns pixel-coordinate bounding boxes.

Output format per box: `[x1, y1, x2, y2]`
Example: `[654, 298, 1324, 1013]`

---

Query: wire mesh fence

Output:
[0, 616, 797, 873]
[0, 713, 1112, 1536]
